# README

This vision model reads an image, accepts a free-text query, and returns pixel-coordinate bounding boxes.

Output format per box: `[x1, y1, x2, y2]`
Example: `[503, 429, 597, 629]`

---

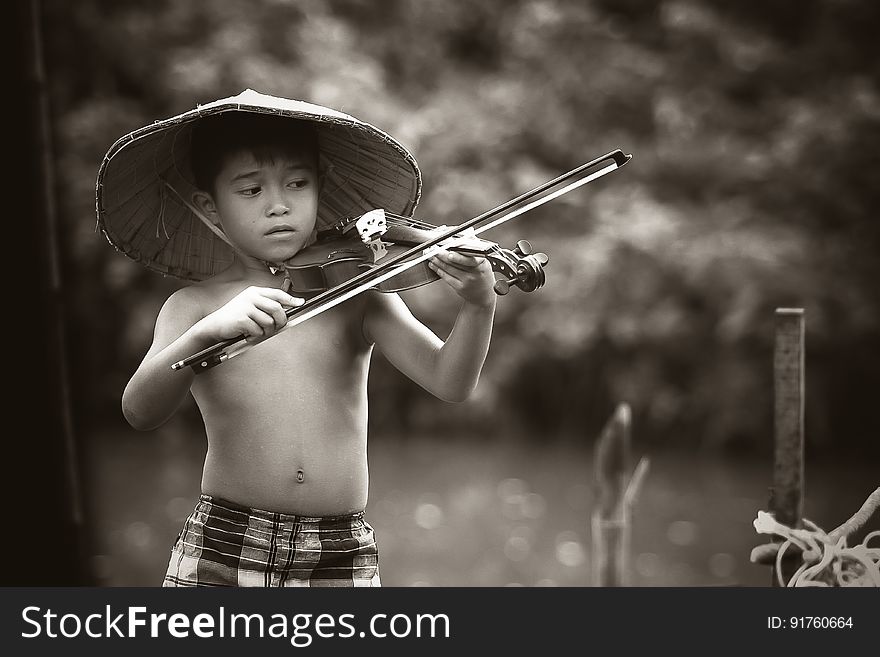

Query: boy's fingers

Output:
[431, 257, 480, 283]
[273, 309, 289, 329]
[428, 261, 463, 289]
[260, 287, 305, 307]
[267, 307, 288, 330]
[242, 318, 265, 342]
[436, 250, 481, 269]
[247, 308, 277, 332]
[428, 258, 453, 278]
[430, 256, 459, 277]
[252, 298, 291, 329]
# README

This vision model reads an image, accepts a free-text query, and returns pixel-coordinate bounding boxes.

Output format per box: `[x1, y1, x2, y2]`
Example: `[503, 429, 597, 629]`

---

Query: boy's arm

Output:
[363, 250, 497, 403]
[122, 285, 301, 430]
[121, 287, 215, 430]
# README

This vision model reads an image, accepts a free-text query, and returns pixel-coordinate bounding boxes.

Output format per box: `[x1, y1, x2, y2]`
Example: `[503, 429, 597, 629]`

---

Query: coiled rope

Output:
[750, 487, 879, 587]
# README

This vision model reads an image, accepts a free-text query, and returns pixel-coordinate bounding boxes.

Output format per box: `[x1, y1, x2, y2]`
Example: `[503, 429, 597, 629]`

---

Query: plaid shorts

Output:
[163, 495, 380, 587]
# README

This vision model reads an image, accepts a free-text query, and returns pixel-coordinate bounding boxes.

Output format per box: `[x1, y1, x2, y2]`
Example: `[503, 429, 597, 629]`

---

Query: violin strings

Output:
[340, 210, 469, 233]
[329, 212, 434, 234]
[383, 211, 426, 226]
[384, 211, 441, 230]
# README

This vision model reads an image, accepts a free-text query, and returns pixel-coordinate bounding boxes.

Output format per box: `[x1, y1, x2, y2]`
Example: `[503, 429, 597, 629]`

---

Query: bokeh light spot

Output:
[666, 520, 698, 546]
[414, 503, 444, 530]
[709, 552, 736, 578]
[535, 578, 558, 587]
[555, 532, 586, 568]
[497, 478, 528, 502]
[504, 536, 531, 562]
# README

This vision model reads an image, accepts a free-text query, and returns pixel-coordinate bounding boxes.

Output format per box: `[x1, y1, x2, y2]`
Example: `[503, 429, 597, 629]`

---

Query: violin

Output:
[281, 210, 549, 296]
[172, 148, 632, 373]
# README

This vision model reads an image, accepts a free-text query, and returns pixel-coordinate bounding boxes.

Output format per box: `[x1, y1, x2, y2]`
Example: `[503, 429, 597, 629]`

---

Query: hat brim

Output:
[96, 89, 422, 281]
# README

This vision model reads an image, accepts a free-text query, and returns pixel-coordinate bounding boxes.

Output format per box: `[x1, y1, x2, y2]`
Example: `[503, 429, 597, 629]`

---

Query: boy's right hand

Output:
[196, 287, 305, 343]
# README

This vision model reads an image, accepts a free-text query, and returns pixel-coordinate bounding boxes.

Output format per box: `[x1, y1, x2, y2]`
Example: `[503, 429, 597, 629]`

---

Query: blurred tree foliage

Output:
[42, 0, 880, 454]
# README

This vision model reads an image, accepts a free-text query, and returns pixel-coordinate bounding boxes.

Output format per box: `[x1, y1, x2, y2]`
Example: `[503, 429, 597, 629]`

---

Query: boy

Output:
[96, 90, 497, 587]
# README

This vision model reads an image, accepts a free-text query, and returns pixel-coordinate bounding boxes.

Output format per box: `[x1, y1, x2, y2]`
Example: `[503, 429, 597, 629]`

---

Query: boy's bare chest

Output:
[202, 299, 369, 386]
[268, 310, 363, 365]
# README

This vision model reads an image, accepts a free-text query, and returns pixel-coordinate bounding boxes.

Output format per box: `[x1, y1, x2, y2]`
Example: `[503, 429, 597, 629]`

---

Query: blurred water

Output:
[82, 420, 878, 587]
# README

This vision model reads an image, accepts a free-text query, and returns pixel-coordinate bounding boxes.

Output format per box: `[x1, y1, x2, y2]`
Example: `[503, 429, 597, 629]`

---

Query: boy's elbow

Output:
[122, 402, 154, 431]
[121, 390, 162, 432]
[435, 383, 476, 404]
[445, 390, 472, 404]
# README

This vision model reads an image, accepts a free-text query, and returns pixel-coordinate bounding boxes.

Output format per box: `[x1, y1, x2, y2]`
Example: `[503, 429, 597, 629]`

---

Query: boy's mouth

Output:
[266, 224, 296, 236]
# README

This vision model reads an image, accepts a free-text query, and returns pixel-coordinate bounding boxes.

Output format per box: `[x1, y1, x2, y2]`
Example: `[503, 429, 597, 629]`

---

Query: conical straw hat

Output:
[96, 89, 422, 281]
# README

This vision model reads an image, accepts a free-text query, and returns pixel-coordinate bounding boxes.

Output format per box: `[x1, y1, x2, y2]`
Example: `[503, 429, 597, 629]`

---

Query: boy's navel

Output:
[296, 469, 305, 483]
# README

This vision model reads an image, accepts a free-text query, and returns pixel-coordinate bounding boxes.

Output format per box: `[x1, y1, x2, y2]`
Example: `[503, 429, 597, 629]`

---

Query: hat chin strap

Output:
[161, 181, 292, 278]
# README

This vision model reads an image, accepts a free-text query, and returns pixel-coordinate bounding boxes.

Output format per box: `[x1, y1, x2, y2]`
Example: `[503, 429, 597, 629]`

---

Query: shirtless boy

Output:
[97, 90, 497, 586]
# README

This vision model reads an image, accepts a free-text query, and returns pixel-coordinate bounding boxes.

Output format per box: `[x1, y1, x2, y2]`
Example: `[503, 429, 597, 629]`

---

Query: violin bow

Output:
[173, 148, 632, 373]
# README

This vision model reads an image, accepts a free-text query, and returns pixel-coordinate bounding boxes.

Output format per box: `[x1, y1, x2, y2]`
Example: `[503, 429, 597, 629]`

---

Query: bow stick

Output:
[173, 148, 632, 372]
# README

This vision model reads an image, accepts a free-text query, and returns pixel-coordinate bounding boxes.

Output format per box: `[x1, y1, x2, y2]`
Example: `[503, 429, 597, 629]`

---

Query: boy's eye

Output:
[239, 186, 261, 196]
[288, 179, 309, 189]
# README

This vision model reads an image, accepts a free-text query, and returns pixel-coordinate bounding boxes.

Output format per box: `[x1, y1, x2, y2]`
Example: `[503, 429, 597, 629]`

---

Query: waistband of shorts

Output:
[197, 494, 365, 525]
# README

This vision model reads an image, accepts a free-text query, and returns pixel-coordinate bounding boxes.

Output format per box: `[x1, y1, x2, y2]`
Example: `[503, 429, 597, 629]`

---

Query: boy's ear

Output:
[191, 191, 220, 226]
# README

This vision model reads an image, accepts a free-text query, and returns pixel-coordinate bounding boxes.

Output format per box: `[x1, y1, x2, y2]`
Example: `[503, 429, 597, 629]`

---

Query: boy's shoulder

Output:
[158, 273, 244, 324]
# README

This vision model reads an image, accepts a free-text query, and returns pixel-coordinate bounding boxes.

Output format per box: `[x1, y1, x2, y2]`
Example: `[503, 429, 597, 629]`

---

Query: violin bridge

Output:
[355, 209, 387, 241]
[355, 209, 389, 263]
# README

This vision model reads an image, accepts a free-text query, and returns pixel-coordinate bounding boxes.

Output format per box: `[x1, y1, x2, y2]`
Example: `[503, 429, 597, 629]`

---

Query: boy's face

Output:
[199, 149, 319, 264]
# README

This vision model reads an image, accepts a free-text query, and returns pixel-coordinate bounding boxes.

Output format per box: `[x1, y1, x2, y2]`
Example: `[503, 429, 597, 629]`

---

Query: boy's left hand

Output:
[428, 249, 497, 309]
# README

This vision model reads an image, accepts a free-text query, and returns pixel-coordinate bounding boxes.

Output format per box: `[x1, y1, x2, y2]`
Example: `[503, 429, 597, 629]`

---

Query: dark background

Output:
[17, 0, 880, 586]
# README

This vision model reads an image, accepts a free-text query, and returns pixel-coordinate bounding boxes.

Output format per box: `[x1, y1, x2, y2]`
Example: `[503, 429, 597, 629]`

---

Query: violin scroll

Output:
[488, 240, 550, 296]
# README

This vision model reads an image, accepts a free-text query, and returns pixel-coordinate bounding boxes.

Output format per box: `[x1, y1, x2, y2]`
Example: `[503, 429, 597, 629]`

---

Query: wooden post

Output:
[592, 404, 629, 586]
[14, 0, 88, 584]
[591, 403, 649, 586]
[770, 308, 805, 586]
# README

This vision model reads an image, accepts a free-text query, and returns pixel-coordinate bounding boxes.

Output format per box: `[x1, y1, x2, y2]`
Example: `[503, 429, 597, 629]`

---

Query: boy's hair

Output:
[189, 113, 319, 192]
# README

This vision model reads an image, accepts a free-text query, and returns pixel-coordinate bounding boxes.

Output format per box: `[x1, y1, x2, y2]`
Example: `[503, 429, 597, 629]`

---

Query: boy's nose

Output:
[264, 182, 293, 216]
[266, 198, 290, 216]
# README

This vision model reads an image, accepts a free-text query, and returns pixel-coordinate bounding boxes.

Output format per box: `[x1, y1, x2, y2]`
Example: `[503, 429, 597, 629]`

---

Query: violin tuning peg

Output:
[514, 240, 533, 257]
[535, 252, 549, 266]
[493, 278, 512, 296]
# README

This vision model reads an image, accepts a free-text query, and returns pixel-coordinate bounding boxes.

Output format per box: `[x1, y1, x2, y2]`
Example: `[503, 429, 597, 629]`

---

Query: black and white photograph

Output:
[10, 0, 879, 641]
